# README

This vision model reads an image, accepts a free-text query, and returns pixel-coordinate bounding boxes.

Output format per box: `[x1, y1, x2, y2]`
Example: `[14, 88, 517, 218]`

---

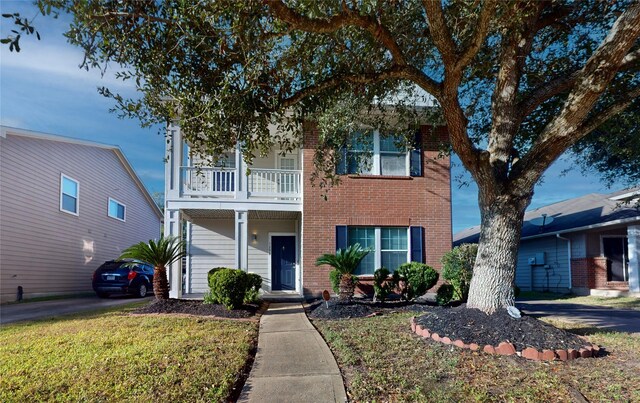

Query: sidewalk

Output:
[239, 303, 347, 403]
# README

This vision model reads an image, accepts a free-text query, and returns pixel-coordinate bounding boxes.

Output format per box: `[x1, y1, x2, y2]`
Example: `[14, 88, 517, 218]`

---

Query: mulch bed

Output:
[133, 299, 259, 319]
[415, 304, 586, 351]
[307, 298, 433, 319]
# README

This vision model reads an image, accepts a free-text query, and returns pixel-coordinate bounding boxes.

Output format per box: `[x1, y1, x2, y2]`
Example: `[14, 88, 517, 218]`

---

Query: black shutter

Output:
[336, 225, 348, 251]
[410, 226, 424, 263]
[410, 130, 423, 177]
[336, 146, 348, 175]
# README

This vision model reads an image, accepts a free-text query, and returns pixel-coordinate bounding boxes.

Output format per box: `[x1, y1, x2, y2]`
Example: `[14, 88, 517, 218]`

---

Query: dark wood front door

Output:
[271, 236, 296, 291]
[603, 237, 628, 281]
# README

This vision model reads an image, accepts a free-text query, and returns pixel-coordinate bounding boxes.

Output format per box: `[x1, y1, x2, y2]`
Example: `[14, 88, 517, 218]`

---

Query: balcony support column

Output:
[235, 209, 248, 271]
[235, 142, 248, 200]
[166, 209, 183, 299]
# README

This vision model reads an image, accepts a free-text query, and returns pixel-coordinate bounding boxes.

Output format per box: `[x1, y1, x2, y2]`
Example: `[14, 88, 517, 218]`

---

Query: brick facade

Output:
[301, 125, 452, 297]
[571, 257, 608, 289]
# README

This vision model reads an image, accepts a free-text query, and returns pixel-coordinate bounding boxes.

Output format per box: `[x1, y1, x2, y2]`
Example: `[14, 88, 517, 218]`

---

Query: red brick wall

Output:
[571, 257, 608, 289]
[301, 125, 452, 297]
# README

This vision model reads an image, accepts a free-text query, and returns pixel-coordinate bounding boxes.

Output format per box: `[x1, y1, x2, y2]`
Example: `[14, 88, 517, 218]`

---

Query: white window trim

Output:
[349, 130, 410, 176]
[108, 197, 127, 222]
[350, 227, 410, 275]
[60, 173, 79, 216]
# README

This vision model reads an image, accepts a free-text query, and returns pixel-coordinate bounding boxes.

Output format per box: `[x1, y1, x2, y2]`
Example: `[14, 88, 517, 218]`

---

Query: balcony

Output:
[182, 167, 301, 200]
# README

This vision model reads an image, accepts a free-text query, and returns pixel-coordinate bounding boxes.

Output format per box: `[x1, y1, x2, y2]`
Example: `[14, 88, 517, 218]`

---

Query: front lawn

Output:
[519, 291, 640, 311]
[0, 306, 258, 402]
[313, 312, 640, 402]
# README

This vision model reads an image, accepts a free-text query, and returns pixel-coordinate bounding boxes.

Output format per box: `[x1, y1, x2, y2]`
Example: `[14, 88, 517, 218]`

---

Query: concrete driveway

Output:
[0, 295, 152, 325]
[517, 299, 640, 334]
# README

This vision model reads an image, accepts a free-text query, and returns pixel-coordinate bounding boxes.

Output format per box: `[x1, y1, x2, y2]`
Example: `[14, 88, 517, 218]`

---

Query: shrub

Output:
[514, 284, 521, 298]
[440, 244, 478, 302]
[316, 244, 369, 301]
[373, 267, 393, 303]
[208, 267, 231, 288]
[244, 273, 263, 304]
[329, 269, 358, 296]
[393, 262, 439, 301]
[436, 284, 454, 306]
[207, 269, 249, 310]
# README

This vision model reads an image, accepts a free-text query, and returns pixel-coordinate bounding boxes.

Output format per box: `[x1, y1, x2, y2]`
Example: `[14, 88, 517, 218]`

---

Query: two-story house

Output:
[0, 126, 163, 302]
[164, 119, 452, 299]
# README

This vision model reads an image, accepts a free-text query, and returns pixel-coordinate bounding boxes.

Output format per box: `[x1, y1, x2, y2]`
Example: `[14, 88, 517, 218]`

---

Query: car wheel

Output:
[96, 292, 110, 298]
[136, 283, 148, 298]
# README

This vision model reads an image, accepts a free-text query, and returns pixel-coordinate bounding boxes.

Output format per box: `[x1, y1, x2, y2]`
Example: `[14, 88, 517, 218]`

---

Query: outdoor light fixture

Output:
[253, 233, 258, 242]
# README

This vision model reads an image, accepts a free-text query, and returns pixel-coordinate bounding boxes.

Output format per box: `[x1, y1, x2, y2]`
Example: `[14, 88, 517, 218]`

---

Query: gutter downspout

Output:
[556, 234, 572, 290]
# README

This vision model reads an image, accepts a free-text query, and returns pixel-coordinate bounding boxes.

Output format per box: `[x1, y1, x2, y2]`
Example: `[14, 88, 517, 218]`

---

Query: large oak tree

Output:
[44, 0, 640, 313]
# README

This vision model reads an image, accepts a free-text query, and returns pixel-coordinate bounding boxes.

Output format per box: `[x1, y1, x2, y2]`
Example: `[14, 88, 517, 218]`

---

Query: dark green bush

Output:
[207, 269, 249, 310]
[393, 262, 439, 301]
[436, 284, 454, 306]
[208, 267, 231, 288]
[244, 273, 263, 304]
[440, 244, 477, 302]
[329, 269, 358, 295]
[373, 267, 393, 303]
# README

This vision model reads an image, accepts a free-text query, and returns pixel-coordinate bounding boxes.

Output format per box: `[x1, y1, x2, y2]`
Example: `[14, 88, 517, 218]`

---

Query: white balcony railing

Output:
[248, 168, 301, 197]
[181, 166, 301, 200]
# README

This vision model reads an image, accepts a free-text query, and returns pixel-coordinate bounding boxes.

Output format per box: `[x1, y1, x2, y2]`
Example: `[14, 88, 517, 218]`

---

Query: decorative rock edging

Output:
[410, 316, 601, 362]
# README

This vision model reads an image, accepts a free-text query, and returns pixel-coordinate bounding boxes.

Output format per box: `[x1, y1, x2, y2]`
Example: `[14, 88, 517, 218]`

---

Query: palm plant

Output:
[316, 243, 369, 302]
[118, 235, 186, 300]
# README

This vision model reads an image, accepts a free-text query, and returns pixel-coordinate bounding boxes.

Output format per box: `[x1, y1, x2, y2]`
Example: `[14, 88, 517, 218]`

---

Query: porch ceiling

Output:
[182, 209, 299, 220]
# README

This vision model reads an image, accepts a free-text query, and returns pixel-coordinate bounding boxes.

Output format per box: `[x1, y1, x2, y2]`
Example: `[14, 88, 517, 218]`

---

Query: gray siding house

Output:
[0, 126, 162, 302]
[455, 189, 640, 296]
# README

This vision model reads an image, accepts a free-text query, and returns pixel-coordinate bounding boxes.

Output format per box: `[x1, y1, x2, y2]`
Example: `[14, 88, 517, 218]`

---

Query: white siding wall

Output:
[569, 233, 586, 259]
[0, 134, 161, 302]
[188, 217, 297, 293]
[516, 237, 571, 292]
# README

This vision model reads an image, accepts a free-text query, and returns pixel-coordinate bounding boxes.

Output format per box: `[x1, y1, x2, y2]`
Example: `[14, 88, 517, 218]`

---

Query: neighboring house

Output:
[454, 189, 640, 296]
[0, 126, 163, 302]
[163, 121, 452, 299]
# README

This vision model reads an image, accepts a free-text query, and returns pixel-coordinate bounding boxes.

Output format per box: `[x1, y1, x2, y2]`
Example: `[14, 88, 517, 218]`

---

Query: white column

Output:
[235, 142, 248, 200]
[628, 225, 640, 293]
[165, 122, 183, 200]
[235, 209, 248, 271]
[165, 209, 183, 299]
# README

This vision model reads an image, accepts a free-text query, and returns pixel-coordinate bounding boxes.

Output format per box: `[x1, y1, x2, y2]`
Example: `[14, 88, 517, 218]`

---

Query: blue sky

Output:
[0, 1, 623, 234]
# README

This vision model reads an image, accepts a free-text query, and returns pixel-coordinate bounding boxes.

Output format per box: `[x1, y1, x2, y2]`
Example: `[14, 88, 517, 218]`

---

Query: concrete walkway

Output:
[239, 303, 347, 403]
[0, 295, 150, 325]
[517, 299, 640, 333]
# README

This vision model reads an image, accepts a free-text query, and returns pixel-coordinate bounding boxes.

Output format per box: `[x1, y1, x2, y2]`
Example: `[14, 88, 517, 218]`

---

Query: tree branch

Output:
[577, 87, 640, 137]
[455, 0, 497, 70]
[422, 0, 457, 66]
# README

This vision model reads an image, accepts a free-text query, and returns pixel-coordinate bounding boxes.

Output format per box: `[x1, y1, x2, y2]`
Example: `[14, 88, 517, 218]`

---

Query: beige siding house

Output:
[0, 126, 162, 302]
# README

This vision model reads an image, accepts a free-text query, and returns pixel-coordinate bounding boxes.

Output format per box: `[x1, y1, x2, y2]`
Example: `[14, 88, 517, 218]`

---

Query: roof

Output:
[0, 126, 163, 220]
[454, 188, 640, 245]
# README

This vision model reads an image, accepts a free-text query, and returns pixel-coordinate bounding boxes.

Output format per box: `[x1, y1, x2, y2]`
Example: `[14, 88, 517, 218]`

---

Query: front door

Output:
[271, 236, 296, 291]
[603, 237, 629, 281]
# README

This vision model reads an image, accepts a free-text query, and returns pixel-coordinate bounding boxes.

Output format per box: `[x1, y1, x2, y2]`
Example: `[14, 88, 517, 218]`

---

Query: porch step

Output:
[590, 289, 631, 298]
[261, 293, 304, 302]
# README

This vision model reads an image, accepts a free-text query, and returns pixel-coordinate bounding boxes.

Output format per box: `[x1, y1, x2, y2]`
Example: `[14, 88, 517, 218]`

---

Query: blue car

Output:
[92, 260, 154, 298]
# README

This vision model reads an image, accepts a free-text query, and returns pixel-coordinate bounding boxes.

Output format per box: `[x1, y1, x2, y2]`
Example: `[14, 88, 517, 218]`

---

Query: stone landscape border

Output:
[410, 317, 601, 361]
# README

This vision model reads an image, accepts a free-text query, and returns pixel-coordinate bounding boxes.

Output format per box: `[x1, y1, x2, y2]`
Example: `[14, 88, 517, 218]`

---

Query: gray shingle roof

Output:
[454, 188, 640, 245]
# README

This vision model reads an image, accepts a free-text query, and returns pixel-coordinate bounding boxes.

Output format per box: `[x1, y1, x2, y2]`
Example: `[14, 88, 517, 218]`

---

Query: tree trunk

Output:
[338, 273, 356, 302]
[153, 265, 170, 300]
[466, 190, 532, 314]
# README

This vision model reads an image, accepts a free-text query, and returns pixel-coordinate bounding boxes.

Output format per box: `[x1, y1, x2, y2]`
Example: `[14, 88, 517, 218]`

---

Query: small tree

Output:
[441, 244, 478, 302]
[316, 244, 369, 302]
[118, 235, 186, 300]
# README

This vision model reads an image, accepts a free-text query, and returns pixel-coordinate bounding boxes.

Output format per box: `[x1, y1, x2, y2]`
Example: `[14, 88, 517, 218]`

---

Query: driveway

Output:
[517, 299, 640, 333]
[0, 295, 152, 325]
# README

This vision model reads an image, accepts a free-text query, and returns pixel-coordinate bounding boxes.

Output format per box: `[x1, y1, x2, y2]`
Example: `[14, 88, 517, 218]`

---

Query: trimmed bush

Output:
[208, 267, 231, 288]
[393, 262, 439, 301]
[329, 269, 358, 296]
[373, 267, 393, 303]
[436, 284, 454, 306]
[207, 269, 249, 310]
[244, 273, 263, 304]
[440, 244, 477, 302]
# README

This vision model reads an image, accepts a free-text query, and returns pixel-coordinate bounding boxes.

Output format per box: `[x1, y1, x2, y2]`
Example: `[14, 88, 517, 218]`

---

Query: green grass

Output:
[313, 312, 640, 402]
[0, 306, 258, 402]
[519, 291, 640, 310]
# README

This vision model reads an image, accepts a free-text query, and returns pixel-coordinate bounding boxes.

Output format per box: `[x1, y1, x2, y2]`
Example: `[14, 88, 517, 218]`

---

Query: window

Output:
[341, 130, 410, 176]
[347, 227, 409, 275]
[108, 198, 126, 221]
[60, 174, 79, 215]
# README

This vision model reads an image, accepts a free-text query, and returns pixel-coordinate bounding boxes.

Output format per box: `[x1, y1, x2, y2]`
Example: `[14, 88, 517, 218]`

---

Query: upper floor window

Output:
[60, 174, 79, 215]
[108, 198, 126, 221]
[338, 130, 421, 176]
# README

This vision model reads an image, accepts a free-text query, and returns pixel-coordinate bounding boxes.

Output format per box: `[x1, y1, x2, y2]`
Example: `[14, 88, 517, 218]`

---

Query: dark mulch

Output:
[307, 298, 434, 319]
[133, 299, 259, 319]
[415, 304, 587, 351]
